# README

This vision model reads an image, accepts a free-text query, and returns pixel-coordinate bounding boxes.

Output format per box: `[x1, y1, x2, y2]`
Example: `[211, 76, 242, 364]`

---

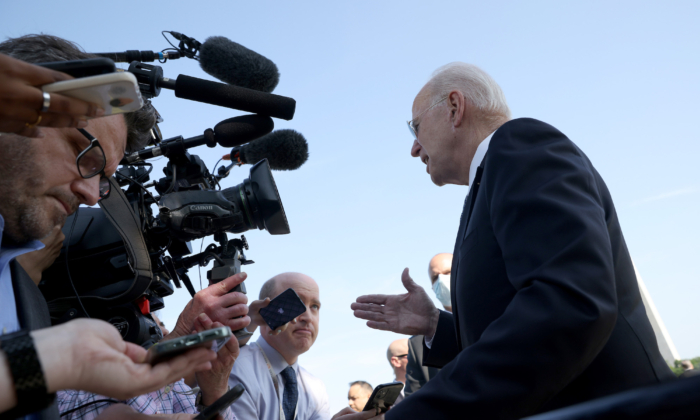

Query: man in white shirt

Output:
[228, 272, 330, 420]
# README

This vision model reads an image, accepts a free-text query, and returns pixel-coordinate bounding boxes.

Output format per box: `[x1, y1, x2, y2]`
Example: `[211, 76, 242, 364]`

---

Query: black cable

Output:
[65, 207, 90, 318]
[60, 399, 120, 417]
[164, 164, 177, 195]
[115, 172, 159, 204]
[211, 158, 224, 190]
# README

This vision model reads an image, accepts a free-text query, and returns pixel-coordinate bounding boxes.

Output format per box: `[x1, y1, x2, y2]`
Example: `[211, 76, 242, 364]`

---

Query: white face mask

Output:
[432, 274, 452, 308]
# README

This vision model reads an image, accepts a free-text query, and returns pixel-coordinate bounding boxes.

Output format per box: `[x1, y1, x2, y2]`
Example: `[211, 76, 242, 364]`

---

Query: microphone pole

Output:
[93, 50, 182, 62]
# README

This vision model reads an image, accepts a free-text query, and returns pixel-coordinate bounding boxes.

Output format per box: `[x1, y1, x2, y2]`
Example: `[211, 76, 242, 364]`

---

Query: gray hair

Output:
[0, 34, 156, 153]
[426, 62, 511, 121]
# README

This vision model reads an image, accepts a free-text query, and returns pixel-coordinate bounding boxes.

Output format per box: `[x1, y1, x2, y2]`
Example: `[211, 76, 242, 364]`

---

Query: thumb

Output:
[401, 268, 419, 292]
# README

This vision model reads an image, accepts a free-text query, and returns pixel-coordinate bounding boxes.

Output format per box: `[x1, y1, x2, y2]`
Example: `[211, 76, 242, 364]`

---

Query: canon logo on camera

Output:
[190, 205, 214, 211]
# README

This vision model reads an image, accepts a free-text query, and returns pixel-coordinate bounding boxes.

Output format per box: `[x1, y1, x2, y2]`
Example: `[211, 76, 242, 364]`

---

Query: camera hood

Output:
[243, 159, 290, 235]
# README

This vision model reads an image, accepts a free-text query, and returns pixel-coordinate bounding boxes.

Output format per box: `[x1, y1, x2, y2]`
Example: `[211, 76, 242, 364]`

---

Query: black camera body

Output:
[41, 153, 289, 347]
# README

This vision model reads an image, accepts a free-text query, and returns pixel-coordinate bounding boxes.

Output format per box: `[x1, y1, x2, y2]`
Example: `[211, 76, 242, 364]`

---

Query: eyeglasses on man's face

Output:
[406, 96, 448, 139]
[76, 128, 110, 200]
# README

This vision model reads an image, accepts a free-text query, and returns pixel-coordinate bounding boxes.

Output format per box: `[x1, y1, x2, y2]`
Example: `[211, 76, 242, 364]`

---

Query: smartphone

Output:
[42, 72, 144, 116]
[362, 382, 404, 414]
[259, 288, 307, 331]
[146, 326, 232, 365]
[195, 384, 246, 420]
[37, 58, 116, 78]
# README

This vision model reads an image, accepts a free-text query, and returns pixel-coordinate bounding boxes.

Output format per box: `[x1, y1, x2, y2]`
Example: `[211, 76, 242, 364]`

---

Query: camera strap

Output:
[96, 177, 153, 304]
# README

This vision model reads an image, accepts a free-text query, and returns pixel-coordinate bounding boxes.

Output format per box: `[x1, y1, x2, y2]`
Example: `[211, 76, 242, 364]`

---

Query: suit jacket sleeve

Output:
[422, 310, 460, 368]
[387, 119, 618, 420]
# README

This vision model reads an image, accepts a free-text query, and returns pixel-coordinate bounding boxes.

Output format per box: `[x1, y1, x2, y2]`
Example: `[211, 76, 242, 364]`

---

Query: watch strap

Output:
[0, 329, 55, 416]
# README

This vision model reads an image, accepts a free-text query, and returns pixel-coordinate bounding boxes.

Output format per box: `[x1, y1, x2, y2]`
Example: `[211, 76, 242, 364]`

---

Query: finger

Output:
[355, 294, 390, 305]
[353, 310, 387, 322]
[197, 313, 214, 329]
[124, 342, 149, 364]
[222, 154, 231, 160]
[216, 291, 249, 309]
[401, 268, 420, 292]
[38, 112, 88, 129]
[269, 322, 290, 336]
[332, 407, 355, 419]
[150, 347, 216, 385]
[209, 272, 247, 297]
[219, 303, 249, 320]
[225, 315, 251, 332]
[350, 302, 386, 313]
[46, 92, 102, 118]
[366, 321, 392, 331]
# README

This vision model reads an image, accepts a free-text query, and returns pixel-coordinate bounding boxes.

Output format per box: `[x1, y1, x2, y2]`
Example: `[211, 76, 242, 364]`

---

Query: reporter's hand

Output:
[332, 407, 383, 420]
[351, 268, 440, 337]
[193, 313, 239, 406]
[32, 319, 216, 399]
[168, 273, 250, 340]
[0, 53, 103, 137]
[16, 224, 65, 284]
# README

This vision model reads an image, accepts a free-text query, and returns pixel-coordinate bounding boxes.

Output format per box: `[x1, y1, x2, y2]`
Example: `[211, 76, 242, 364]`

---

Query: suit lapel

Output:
[450, 159, 486, 349]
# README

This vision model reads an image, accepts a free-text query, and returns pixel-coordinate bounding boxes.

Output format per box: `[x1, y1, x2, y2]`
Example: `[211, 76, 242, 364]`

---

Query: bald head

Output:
[386, 338, 409, 383]
[259, 272, 318, 300]
[386, 338, 409, 362]
[429, 253, 453, 284]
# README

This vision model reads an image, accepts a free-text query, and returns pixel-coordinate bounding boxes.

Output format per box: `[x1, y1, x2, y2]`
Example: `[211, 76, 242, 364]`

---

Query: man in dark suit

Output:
[405, 253, 451, 396]
[351, 62, 675, 419]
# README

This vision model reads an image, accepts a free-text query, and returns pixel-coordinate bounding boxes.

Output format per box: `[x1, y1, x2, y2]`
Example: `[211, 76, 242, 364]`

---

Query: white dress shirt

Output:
[228, 335, 330, 420]
[0, 214, 44, 335]
[425, 129, 495, 348]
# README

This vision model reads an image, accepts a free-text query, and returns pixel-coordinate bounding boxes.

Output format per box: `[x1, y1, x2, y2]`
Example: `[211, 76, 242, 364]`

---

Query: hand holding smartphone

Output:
[42, 72, 144, 116]
[195, 384, 246, 420]
[146, 326, 232, 365]
[259, 288, 307, 331]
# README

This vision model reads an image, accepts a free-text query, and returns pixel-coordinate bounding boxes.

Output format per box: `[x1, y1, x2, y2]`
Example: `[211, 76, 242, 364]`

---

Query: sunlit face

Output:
[262, 274, 321, 358]
[409, 88, 460, 186]
[348, 384, 372, 412]
[0, 116, 126, 243]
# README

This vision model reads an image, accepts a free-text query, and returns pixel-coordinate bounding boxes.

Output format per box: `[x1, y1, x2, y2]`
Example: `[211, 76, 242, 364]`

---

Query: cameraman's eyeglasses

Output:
[76, 128, 111, 200]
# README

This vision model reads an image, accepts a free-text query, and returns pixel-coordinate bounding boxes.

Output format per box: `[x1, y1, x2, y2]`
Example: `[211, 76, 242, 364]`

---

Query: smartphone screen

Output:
[259, 288, 307, 331]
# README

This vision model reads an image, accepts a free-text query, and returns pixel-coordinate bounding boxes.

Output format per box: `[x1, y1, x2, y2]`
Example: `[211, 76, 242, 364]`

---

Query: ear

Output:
[448, 90, 467, 128]
[390, 356, 401, 368]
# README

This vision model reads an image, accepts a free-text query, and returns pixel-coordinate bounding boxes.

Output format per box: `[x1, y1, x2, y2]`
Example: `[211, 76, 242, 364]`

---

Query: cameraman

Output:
[0, 34, 218, 420]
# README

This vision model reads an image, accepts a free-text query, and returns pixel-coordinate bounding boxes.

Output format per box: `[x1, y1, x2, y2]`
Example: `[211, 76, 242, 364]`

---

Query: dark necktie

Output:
[280, 366, 298, 420]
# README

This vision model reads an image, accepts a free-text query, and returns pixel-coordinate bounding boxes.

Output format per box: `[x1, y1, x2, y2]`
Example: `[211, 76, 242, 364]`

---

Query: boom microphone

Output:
[226, 129, 308, 171]
[199, 36, 280, 93]
[122, 115, 274, 164]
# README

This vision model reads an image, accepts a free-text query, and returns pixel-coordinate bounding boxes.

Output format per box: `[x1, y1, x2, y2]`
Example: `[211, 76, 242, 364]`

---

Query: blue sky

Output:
[2, 0, 699, 413]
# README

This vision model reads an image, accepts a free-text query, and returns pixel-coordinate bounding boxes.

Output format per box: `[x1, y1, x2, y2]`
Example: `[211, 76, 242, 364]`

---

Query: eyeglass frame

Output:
[76, 128, 111, 200]
[406, 96, 449, 139]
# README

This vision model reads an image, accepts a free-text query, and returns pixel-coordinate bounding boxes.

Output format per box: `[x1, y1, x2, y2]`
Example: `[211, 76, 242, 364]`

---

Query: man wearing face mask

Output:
[404, 253, 452, 396]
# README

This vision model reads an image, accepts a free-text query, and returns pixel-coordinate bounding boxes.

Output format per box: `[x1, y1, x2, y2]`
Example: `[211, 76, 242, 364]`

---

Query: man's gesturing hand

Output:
[351, 268, 440, 337]
[32, 319, 216, 400]
[169, 272, 251, 340]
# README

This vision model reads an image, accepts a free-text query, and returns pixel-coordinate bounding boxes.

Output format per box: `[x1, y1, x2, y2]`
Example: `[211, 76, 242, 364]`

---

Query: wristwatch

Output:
[0, 329, 55, 415]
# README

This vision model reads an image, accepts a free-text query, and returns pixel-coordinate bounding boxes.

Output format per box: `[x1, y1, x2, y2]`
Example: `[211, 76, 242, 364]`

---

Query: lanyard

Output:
[254, 342, 296, 420]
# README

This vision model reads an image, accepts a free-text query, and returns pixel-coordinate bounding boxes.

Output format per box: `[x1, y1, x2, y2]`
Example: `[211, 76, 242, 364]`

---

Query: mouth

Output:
[52, 196, 72, 215]
[293, 328, 312, 336]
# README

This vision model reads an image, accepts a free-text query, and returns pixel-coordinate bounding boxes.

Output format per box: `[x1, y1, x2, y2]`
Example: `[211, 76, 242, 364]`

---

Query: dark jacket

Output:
[2, 260, 60, 420]
[388, 118, 675, 420]
[404, 335, 440, 396]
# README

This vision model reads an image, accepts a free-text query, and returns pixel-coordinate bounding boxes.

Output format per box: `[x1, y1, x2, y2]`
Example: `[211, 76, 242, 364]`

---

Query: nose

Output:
[71, 176, 101, 206]
[411, 139, 422, 157]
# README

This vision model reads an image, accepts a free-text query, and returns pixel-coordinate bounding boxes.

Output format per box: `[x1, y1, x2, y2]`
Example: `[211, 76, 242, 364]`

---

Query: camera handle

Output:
[206, 232, 255, 340]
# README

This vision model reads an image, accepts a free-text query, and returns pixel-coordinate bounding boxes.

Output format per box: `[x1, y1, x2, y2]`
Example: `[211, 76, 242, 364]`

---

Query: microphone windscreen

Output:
[175, 75, 296, 120]
[214, 115, 274, 147]
[241, 129, 308, 171]
[199, 36, 280, 93]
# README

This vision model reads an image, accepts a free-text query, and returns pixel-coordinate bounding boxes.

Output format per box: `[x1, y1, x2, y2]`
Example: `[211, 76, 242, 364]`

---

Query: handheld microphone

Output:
[222, 129, 308, 173]
[122, 115, 274, 164]
[199, 36, 280, 93]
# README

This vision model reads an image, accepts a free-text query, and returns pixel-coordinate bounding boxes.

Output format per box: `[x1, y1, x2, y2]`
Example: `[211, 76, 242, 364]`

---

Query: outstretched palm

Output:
[351, 268, 439, 337]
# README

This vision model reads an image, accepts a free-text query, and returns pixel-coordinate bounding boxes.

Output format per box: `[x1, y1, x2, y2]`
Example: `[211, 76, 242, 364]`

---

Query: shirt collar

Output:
[258, 335, 299, 376]
[468, 130, 496, 187]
